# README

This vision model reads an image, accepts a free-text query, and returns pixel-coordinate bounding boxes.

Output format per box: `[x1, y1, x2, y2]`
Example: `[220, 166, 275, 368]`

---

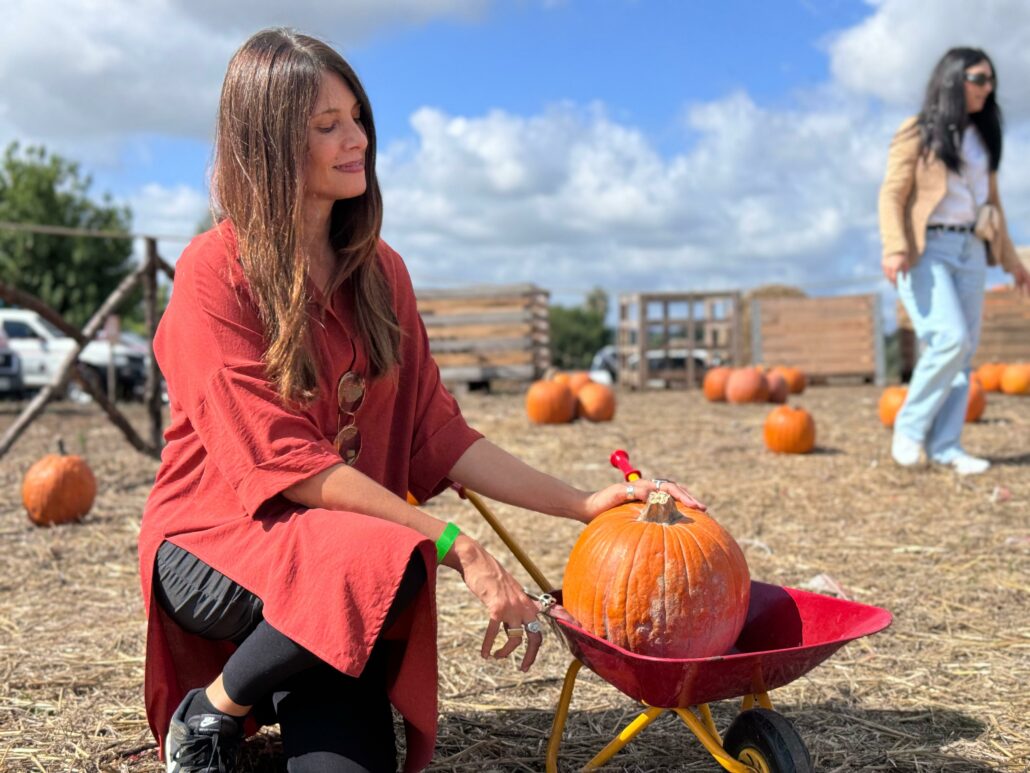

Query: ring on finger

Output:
[525, 620, 543, 635]
[504, 626, 524, 638]
[625, 484, 635, 500]
[652, 478, 667, 491]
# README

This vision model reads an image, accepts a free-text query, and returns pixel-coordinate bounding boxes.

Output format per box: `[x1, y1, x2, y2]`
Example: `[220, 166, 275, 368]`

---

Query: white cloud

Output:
[126, 182, 209, 265]
[0, 0, 486, 142]
[828, 0, 1030, 118]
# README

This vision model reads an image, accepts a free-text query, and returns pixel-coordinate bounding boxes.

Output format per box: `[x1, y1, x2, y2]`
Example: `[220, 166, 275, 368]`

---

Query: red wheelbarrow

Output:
[452, 450, 893, 772]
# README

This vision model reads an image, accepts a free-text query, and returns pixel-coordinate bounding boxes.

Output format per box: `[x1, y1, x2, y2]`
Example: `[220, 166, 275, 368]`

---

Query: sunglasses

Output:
[335, 369, 365, 465]
[964, 72, 995, 87]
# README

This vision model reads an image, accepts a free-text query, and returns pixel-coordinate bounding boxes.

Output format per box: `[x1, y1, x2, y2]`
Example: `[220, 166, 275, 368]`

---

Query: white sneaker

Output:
[891, 432, 924, 467]
[936, 453, 990, 476]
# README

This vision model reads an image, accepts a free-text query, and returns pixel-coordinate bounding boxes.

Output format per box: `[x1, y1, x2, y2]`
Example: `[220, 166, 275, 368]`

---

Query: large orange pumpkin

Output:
[554, 371, 592, 395]
[702, 366, 732, 402]
[526, 380, 576, 424]
[765, 371, 789, 404]
[1000, 364, 1030, 395]
[763, 405, 816, 454]
[878, 386, 908, 427]
[965, 380, 986, 422]
[563, 491, 750, 658]
[975, 363, 1006, 392]
[22, 445, 97, 526]
[726, 367, 769, 404]
[576, 382, 616, 422]
[771, 366, 806, 395]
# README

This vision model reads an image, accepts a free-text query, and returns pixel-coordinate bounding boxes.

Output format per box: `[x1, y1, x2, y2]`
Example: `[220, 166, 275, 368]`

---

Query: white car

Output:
[0, 331, 24, 398]
[0, 308, 148, 399]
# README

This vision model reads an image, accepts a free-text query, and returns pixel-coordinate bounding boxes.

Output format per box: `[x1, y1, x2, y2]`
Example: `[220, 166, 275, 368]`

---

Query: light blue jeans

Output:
[895, 230, 986, 462]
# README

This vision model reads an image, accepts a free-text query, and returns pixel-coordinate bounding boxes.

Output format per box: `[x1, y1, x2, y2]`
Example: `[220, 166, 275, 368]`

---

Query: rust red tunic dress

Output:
[138, 223, 482, 772]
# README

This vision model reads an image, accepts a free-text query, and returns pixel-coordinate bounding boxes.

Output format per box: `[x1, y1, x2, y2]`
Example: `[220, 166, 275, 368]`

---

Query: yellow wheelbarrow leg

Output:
[741, 692, 774, 712]
[462, 489, 556, 592]
[580, 707, 664, 771]
[673, 708, 756, 773]
[546, 659, 582, 773]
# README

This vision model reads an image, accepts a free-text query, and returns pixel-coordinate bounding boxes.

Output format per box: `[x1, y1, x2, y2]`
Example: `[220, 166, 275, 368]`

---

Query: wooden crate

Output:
[751, 294, 886, 384]
[616, 291, 742, 389]
[416, 283, 549, 387]
[897, 287, 1030, 378]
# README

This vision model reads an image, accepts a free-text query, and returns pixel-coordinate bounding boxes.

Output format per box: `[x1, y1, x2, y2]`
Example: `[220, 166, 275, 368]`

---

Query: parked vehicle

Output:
[0, 308, 148, 400]
[0, 331, 25, 399]
[590, 345, 722, 388]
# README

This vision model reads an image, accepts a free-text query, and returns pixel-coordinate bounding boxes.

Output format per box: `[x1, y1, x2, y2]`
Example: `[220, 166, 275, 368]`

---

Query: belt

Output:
[927, 223, 975, 233]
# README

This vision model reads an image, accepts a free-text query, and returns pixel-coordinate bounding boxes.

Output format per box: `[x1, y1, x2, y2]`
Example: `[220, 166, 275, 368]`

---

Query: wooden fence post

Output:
[143, 238, 164, 451]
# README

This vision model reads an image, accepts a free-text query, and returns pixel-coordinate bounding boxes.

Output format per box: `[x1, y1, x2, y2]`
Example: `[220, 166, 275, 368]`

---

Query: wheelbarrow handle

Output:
[451, 484, 557, 594]
[609, 449, 641, 482]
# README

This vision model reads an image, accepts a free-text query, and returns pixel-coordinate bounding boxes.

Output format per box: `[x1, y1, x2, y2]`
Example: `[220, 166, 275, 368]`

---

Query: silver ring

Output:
[525, 621, 543, 634]
[652, 479, 666, 491]
[625, 484, 635, 500]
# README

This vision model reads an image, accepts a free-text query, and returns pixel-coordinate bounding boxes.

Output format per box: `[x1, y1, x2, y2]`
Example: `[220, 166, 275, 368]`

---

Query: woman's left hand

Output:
[581, 478, 707, 522]
[1013, 264, 1030, 297]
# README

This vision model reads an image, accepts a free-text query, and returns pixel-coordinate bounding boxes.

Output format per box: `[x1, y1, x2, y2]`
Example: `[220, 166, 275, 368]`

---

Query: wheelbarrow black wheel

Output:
[722, 709, 813, 773]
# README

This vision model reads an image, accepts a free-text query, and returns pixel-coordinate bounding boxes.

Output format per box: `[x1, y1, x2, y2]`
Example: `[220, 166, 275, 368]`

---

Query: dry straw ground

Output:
[1, 385, 1028, 772]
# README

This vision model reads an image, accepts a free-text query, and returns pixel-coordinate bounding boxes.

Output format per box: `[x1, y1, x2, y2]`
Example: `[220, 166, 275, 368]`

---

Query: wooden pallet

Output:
[751, 294, 886, 384]
[897, 286, 1030, 376]
[416, 283, 549, 387]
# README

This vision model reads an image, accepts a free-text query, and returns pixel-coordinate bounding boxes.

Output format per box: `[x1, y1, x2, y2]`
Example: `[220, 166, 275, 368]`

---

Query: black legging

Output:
[154, 540, 426, 772]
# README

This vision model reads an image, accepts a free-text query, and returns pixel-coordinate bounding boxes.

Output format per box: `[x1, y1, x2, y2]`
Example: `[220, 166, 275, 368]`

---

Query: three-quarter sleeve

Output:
[378, 243, 483, 502]
[156, 234, 343, 517]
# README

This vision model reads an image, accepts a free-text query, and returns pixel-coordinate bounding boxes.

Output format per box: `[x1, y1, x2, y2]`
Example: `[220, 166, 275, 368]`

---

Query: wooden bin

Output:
[416, 283, 549, 388]
[616, 291, 742, 389]
[897, 286, 1030, 378]
[751, 293, 886, 384]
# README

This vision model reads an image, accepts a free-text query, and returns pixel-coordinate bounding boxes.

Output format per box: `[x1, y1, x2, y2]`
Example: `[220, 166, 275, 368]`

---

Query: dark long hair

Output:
[917, 47, 1002, 173]
[212, 28, 399, 405]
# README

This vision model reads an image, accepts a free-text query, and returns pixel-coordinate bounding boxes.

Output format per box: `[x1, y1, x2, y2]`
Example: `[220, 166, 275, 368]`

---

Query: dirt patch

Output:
[1, 386, 1027, 771]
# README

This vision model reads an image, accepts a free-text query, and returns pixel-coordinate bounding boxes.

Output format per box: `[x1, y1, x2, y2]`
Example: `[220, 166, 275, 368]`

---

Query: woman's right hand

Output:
[445, 535, 544, 672]
[883, 252, 910, 286]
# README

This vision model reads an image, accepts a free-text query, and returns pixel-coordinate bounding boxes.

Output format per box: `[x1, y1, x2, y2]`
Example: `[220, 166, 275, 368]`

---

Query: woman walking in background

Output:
[879, 46, 1029, 475]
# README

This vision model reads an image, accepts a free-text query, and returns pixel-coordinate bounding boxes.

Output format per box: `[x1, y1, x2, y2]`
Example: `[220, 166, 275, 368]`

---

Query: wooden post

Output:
[144, 238, 164, 450]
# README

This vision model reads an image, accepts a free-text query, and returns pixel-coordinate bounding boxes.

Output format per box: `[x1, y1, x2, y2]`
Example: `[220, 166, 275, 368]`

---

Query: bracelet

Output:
[435, 522, 461, 564]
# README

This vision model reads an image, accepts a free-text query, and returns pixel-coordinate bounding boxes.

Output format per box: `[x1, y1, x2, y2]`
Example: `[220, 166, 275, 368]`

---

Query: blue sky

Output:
[3, 0, 1029, 311]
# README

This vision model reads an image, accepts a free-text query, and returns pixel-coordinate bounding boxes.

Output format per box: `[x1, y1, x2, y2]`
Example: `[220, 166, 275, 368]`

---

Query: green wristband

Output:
[435, 522, 461, 564]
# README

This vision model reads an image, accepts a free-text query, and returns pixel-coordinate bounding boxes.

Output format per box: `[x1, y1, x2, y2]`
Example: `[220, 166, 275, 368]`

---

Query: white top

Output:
[927, 126, 989, 226]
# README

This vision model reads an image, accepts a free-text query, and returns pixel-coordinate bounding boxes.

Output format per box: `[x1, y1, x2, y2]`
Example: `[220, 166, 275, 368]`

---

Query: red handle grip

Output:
[610, 449, 641, 482]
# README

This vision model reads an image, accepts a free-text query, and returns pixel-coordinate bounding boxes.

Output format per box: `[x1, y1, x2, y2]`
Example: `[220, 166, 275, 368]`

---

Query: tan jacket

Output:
[878, 116, 1020, 273]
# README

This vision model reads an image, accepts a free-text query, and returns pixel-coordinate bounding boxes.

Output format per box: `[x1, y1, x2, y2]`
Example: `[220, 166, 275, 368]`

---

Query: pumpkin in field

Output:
[975, 363, 1006, 392]
[526, 380, 576, 424]
[406, 492, 420, 505]
[725, 367, 769, 404]
[562, 491, 750, 658]
[771, 366, 806, 395]
[22, 442, 97, 526]
[1000, 363, 1030, 395]
[878, 386, 908, 427]
[965, 381, 986, 422]
[576, 382, 616, 422]
[763, 405, 816, 454]
[554, 371, 591, 395]
[702, 366, 733, 402]
[765, 371, 789, 404]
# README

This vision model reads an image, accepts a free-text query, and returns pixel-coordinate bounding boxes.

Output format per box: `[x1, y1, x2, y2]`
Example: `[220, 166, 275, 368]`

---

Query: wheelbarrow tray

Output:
[552, 580, 892, 709]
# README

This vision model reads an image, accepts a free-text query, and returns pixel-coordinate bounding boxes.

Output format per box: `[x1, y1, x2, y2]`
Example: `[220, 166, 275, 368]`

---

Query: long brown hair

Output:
[212, 28, 400, 404]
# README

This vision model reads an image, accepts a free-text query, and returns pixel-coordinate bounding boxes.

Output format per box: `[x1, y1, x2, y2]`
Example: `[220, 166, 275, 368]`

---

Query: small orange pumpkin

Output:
[576, 382, 616, 422]
[563, 491, 750, 659]
[1000, 363, 1030, 395]
[726, 367, 769, 404]
[975, 363, 1006, 392]
[771, 366, 806, 395]
[878, 386, 908, 427]
[702, 366, 733, 402]
[965, 380, 986, 422]
[765, 371, 789, 404]
[406, 492, 420, 505]
[763, 405, 816, 454]
[22, 441, 97, 526]
[526, 380, 576, 424]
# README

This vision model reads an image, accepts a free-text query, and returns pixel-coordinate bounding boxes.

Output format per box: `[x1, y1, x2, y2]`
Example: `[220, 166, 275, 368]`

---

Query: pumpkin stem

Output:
[57, 437, 67, 456]
[638, 491, 682, 524]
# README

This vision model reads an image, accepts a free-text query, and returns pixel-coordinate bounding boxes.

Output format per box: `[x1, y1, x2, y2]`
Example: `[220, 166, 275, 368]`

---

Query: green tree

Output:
[0, 142, 135, 328]
[549, 287, 612, 370]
